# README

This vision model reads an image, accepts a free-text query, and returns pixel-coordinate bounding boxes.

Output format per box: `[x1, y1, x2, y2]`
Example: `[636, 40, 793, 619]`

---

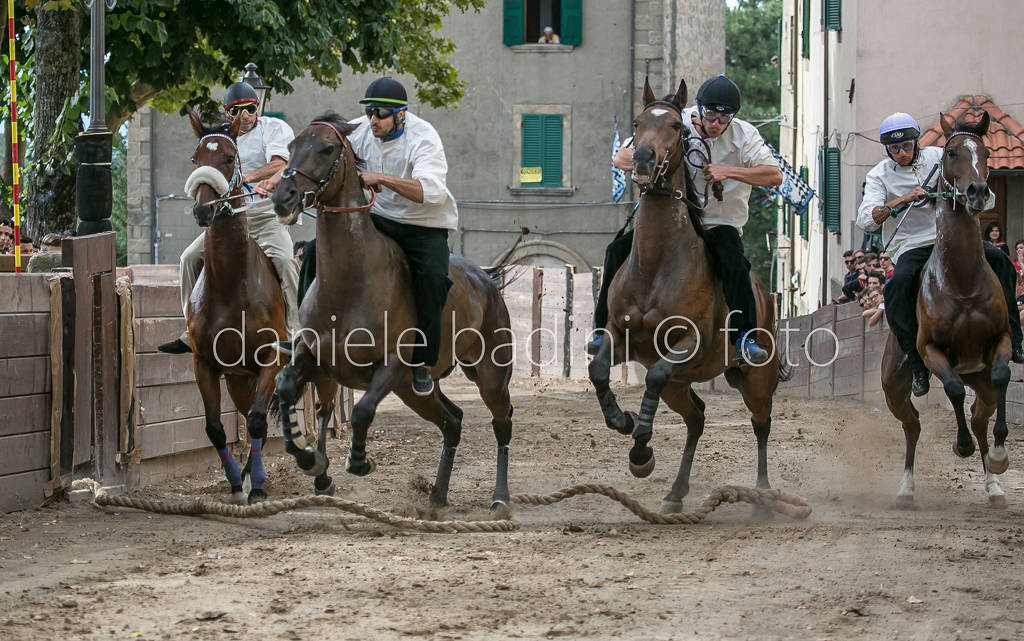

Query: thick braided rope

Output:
[70, 480, 810, 532]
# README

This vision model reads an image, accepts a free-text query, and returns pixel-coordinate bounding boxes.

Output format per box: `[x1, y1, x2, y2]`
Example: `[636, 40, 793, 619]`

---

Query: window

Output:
[801, 0, 811, 59]
[799, 166, 809, 240]
[823, 0, 841, 31]
[520, 113, 563, 188]
[503, 0, 582, 46]
[823, 147, 841, 233]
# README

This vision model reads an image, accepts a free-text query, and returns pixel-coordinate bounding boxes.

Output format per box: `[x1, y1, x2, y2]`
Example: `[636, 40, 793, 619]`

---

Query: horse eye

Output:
[190, 156, 196, 165]
[672, 121, 682, 131]
[947, 149, 956, 157]
[632, 120, 639, 128]
[224, 155, 235, 165]
[320, 144, 335, 155]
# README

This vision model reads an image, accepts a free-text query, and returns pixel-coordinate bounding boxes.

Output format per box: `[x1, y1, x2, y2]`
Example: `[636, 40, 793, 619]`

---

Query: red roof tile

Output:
[919, 95, 1024, 170]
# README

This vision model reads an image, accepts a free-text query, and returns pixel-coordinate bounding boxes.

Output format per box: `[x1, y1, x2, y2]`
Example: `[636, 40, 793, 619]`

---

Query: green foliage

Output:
[111, 131, 127, 265]
[726, 0, 782, 285]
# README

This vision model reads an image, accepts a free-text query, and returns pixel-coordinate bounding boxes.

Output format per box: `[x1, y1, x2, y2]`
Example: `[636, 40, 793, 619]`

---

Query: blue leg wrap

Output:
[217, 447, 242, 487]
[249, 438, 266, 490]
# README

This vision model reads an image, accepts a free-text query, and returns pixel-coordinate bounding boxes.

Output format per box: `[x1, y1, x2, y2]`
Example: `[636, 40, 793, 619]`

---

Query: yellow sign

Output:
[520, 166, 542, 184]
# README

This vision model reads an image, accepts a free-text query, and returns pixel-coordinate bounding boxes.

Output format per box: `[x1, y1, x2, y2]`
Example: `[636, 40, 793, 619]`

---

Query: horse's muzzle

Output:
[271, 180, 301, 225]
[193, 203, 214, 227]
[632, 147, 656, 184]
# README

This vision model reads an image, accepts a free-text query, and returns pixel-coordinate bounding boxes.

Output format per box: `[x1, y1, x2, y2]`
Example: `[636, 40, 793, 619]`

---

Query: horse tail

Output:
[776, 344, 794, 382]
[483, 227, 530, 290]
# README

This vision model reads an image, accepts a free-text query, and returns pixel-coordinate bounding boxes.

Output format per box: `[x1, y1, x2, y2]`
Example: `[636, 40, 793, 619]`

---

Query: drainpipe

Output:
[820, 25, 830, 306]
[790, 14, 799, 318]
[627, 0, 635, 206]
[149, 109, 157, 264]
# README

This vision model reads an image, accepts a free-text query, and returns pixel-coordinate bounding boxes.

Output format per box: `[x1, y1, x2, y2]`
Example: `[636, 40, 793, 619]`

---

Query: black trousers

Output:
[593, 224, 759, 339]
[883, 243, 1023, 368]
[371, 214, 452, 366]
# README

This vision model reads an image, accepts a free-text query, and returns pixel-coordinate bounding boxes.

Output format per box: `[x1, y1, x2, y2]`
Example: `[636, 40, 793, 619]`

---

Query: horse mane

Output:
[952, 113, 986, 138]
[200, 120, 232, 138]
[311, 111, 362, 165]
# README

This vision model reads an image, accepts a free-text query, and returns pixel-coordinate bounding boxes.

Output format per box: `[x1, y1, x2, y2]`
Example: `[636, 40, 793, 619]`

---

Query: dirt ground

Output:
[3, 375, 1024, 641]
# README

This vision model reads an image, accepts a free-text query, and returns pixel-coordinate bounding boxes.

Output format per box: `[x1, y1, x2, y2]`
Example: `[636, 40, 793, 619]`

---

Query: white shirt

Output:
[857, 146, 944, 264]
[347, 112, 458, 231]
[237, 116, 294, 213]
[620, 108, 778, 230]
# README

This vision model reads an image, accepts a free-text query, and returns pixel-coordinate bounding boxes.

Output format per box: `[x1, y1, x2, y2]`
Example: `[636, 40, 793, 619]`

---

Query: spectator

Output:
[866, 270, 885, 289]
[985, 221, 1010, 256]
[28, 232, 64, 272]
[0, 222, 12, 254]
[538, 26, 560, 44]
[879, 251, 894, 281]
[836, 249, 858, 303]
[293, 240, 306, 270]
[842, 255, 867, 300]
[860, 285, 885, 326]
[853, 248, 865, 261]
[863, 251, 879, 271]
[20, 236, 35, 256]
[1012, 240, 1024, 301]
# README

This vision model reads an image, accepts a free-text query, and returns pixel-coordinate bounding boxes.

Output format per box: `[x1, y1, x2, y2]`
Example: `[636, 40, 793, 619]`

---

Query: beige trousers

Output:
[179, 205, 300, 341]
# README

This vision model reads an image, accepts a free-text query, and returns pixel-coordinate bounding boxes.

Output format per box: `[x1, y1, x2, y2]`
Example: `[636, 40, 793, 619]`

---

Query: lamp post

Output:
[241, 63, 271, 115]
[75, 0, 117, 236]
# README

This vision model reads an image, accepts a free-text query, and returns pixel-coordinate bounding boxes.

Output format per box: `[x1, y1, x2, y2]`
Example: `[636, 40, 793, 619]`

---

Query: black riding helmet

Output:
[223, 81, 259, 108]
[359, 77, 409, 107]
[696, 74, 741, 114]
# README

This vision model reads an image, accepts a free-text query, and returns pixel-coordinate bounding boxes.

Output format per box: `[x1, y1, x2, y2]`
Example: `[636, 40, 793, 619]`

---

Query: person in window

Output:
[347, 77, 458, 397]
[158, 81, 299, 356]
[984, 221, 1010, 256]
[587, 74, 783, 365]
[538, 26, 560, 44]
[857, 111, 1024, 397]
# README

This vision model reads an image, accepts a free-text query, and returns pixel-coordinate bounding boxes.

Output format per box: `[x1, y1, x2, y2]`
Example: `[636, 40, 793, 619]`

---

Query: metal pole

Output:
[86, 0, 111, 133]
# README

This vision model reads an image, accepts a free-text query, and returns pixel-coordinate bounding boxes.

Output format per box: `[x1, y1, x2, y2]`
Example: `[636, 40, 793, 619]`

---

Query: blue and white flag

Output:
[612, 116, 626, 202]
[763, 141, 814, 213]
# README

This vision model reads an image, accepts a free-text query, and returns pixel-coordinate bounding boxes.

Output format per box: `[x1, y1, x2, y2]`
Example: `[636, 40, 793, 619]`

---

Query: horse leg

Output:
[196, 362, 245, 504]
[882, 334, 921, 507]
[275, 347, 326, 476]
[588, 328, 636, 436]
[985, 334, 1012, 477]
[464, 360, 514, 509]
[346, 360, 406, 477]
[312, 379, 341, 496]
[239, 366, 279, 503]
[660, 385, 705, 513]
[393, 385, 464, 506]
[628, 357, 684, 478]
[970, 384, 1007, 509]
[224, 376, 259, 500]
[724, 366, 774, 491]
[922, 345, 974, 458]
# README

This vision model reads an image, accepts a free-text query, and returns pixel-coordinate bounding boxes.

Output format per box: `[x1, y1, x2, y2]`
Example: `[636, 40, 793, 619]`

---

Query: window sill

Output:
[508, 186, 576, 197]
[509, 44, 575, 54]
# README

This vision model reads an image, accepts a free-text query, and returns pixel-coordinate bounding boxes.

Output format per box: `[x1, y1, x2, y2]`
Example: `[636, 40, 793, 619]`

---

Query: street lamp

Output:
[241, 63, 271, 115]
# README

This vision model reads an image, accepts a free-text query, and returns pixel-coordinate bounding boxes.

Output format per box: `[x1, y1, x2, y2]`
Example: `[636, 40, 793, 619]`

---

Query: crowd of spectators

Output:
[0, 219, 74, 272]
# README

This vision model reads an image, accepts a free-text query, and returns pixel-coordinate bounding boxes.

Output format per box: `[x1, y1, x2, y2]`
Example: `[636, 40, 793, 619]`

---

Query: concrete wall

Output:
[779, 0, 1024, 317]
[126, 0, 725, 270]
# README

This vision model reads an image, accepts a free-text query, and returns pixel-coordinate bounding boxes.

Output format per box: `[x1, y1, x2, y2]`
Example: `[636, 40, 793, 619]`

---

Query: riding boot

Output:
[908, 351, 930, 397]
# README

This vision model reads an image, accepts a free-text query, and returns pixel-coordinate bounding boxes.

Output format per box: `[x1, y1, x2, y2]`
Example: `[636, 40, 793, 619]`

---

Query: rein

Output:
[634, 101, 721, 210]
[281, 121, 376, 214]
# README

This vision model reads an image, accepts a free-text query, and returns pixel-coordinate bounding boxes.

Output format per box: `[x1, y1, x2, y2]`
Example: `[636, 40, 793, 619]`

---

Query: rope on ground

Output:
[70, 479, 811, 533]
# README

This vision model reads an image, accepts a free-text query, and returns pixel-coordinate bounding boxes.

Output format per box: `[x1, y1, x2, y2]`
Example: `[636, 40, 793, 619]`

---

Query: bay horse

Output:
[270, 113, 514, 508]
[589, 79, 788, 513]
[184, 107, 332, 504]
[882, 111, 1011, 508]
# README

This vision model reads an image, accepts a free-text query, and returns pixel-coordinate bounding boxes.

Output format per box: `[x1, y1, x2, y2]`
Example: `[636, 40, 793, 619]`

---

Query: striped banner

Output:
[7, 0, 20, 272]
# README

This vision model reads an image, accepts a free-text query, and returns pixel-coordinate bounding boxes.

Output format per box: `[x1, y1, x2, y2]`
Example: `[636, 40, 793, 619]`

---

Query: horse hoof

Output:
[619, 411, 638, 436]
[986, 448, 1009, 474]
[314, 477, 335, 497]
[229, 491, 247, 505]
[248, 489, 268, 504]
[346, 456, 376, 477]
[660, 499, 683, 514]
[988, 494, 1008, 509]
[894, 494, 915, 510]
[302, 450, 329, 477]
[952, 442, 975, 459]
[629, 452, 655, 478]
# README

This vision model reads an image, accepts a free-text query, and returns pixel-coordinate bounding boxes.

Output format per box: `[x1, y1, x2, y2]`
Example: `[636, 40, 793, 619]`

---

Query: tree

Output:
[726, 0, 782, 285]
[6, 0, 485, 241]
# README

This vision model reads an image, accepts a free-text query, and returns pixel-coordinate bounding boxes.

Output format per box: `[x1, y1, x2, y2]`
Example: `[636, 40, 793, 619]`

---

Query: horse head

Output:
[939, 110, 991, 213]
[185, 105, 244, 227]
[631, 78, 688, 186]
[272, 113, 359, 225]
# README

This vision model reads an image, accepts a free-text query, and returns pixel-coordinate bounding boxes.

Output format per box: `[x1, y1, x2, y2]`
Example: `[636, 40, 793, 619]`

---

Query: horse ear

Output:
[939, 112, 954, 138]
[978, 111, 990, 136]
[673, 78, 688, 109]
[642, 77, 655, 107]
[185, 105, 205, 139]
[228, 111, 244, 139]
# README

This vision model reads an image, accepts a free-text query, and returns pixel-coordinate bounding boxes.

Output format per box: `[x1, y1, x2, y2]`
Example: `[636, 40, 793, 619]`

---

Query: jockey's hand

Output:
[904, 186, 928, 203]
[702, 163, 731, 185]
[359, 172, 386, 193]
[251, 175, 281, 197]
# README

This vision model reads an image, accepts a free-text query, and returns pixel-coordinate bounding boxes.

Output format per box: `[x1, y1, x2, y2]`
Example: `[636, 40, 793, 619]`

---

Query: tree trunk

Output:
[22, 4, 82, 241]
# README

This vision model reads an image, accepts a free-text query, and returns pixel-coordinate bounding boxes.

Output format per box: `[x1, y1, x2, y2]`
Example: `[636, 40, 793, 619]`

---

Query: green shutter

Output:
[801, 0, 811, 59]
[521, 114, 563, 188]
[560, 0, 582, 46]
[823, 147, 841, 232]
[503, 0, 524, 46]
[799, 166, 809, 240]
[823, 0, 841, 31]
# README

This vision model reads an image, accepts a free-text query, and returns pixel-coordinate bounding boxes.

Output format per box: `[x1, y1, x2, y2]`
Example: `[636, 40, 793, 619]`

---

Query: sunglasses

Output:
[364, 105, 398, 120]
[844, 259, 854, 264]
[886, 141, 915, 154]
[227, 103, 258, 117]
[701, 108, 735, 125]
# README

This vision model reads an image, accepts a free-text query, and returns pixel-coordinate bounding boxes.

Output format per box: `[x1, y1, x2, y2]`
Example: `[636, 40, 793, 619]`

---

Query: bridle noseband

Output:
[192, 133, 246, 217]
[280, 121, 376, 214]
[940, 130, 987, 210]
[633, 101, 715, 209]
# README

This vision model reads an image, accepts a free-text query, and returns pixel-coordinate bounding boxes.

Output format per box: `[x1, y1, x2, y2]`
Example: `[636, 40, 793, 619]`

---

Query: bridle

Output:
[634, 101, 719, 210]
[192, 133, 246, 216]
[280, 121, 376, 214]
[940, 130, 987, 209]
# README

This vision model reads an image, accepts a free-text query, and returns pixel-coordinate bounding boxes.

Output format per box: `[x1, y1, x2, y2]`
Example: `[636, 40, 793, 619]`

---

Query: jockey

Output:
[857, 112, 1024, 397]
[159, 81, 300, 355]
[588, 74, 783, 365]
[346, 77, 458, 396]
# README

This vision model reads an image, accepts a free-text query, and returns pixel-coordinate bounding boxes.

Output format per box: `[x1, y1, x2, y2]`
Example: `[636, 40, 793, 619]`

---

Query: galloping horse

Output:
[882, 111, 1012, 508]
[589, 79, 788, 512]
[183, 107, 290, 504]
[270, 114, 514, 508]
